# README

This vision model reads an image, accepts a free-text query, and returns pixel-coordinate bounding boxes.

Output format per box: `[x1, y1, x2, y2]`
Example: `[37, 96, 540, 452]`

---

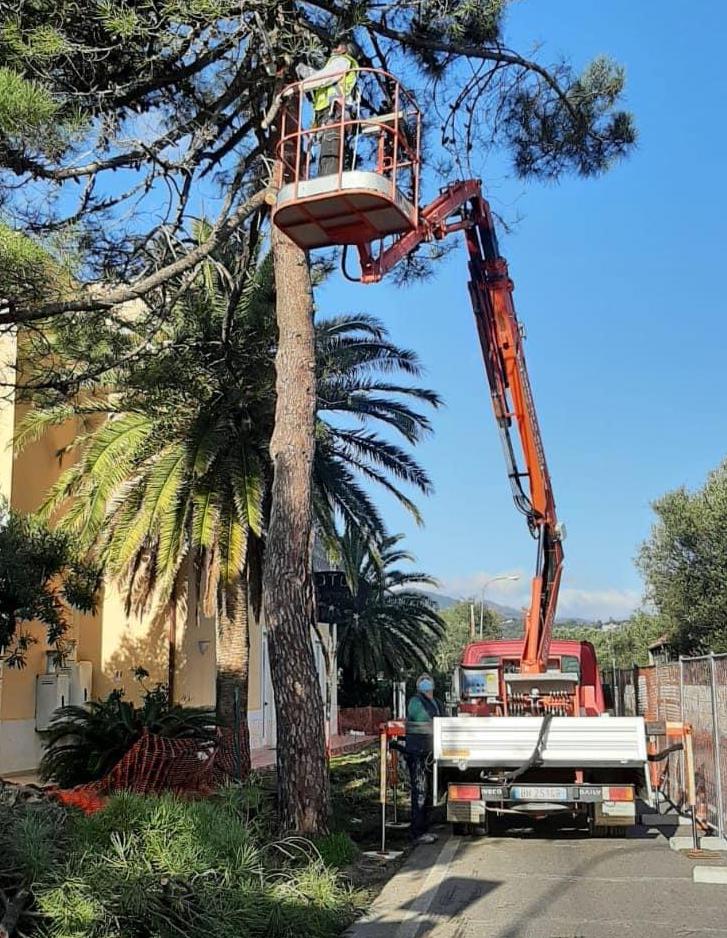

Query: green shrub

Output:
[315, 831, 360, 868]
[0, 800, 68, 885]
[32, 788, 364, 938]
[0, 798, 69, 937]
[40, 680, 217, 787]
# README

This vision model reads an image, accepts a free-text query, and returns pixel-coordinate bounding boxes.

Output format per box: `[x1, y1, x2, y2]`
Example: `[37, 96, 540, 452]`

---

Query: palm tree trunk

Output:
[216, 574, 251, 779]
[263, 223, 330, 834]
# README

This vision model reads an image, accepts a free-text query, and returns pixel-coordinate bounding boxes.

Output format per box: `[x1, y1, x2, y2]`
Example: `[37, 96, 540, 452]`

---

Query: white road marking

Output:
[499, 871, 694, 883]
[395, 836, 462, 938]
[464, 914, 727, 935]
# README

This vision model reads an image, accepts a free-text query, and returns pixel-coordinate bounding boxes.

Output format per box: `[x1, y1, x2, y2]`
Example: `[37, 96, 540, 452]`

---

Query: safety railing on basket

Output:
[276, 67, 421, 213]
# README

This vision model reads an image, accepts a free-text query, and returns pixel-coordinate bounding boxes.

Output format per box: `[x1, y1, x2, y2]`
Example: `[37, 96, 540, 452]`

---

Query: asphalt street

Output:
[349, 825, 727, 938]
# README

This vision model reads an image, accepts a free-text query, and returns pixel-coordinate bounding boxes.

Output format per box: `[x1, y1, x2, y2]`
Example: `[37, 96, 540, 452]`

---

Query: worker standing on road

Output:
[296, 42, 359, 176]
[405, 673, 442, 845]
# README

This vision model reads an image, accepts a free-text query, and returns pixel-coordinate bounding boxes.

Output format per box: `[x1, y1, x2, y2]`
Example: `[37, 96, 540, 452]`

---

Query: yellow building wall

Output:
[0, 333, 272, 773]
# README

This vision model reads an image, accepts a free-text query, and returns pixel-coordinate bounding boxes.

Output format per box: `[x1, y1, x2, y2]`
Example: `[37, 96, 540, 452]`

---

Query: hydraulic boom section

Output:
[358, 182, 564, 675]
[463, 194, 564, 674]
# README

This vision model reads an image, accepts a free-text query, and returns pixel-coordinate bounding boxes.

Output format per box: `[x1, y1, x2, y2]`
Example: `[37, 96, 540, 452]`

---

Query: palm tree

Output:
[334, 526, 446, 685]
[16, 249, 440, 775]
[314, 312, 440, 548]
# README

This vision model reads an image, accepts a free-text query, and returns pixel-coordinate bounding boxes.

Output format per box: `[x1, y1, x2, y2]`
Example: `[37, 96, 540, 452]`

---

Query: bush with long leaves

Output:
[31, 788, 362, 938]
[40, 682, 217, 788]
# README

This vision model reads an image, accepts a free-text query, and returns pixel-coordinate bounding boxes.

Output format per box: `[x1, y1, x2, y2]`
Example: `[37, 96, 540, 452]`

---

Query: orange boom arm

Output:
[358, 182, 564, 675]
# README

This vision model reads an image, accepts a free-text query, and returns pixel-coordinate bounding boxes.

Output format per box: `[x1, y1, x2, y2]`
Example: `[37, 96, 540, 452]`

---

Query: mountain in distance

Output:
[415, 590, 523, 621]
[416, 590, 596, 627]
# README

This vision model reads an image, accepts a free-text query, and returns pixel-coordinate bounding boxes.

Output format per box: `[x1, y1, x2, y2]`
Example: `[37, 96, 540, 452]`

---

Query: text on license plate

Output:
[511, 786, 568, 801]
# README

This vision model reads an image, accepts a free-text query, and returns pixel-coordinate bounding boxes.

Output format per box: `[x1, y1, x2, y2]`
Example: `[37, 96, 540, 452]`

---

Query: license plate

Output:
[511, 786, 568, 801]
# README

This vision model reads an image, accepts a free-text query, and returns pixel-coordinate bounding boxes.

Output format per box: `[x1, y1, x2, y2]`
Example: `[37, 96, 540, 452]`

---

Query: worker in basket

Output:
[296, 41, 359, 177]
[404, 673, 442, 845]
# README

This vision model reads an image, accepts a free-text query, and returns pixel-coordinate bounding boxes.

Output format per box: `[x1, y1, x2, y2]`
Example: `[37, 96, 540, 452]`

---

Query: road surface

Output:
[349, 825, 727, 938]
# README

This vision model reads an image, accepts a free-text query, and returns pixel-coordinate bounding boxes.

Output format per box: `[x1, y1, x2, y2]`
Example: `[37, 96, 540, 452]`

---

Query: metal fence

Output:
[602, 653, 726, 839]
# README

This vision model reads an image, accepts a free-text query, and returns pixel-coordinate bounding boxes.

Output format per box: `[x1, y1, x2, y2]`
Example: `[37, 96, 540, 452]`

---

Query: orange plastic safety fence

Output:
[51, 728, 252, 812]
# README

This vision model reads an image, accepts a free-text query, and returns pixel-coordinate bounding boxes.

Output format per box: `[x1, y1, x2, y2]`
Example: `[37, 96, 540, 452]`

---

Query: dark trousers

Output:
[316, 104, 350, 177]
[405, 751, 432, 839]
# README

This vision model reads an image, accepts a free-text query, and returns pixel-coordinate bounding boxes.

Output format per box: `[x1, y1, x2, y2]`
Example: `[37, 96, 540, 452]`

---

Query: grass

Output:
[315, 831, 361, 868]
[0, 744, 407, 937]
[3, 783, 367, 938]
[330, 746, 412, 849]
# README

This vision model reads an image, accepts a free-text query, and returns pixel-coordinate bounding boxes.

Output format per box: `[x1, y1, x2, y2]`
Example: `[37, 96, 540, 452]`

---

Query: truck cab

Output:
[454, 639, 606, 718]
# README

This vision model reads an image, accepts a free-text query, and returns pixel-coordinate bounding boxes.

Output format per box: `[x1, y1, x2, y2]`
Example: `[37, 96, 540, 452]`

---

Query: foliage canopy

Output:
[0, 0, 636, 337]
[638, 461, 727, 655]
[0, 498, 99, 666]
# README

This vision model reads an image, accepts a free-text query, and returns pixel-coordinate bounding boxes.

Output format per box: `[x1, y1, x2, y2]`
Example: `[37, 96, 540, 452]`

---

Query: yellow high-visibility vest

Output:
[312, 54, 358, 114]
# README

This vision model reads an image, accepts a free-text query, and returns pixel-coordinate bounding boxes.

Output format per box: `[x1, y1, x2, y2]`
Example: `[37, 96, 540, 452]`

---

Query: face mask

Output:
[418, 680, 434, 693]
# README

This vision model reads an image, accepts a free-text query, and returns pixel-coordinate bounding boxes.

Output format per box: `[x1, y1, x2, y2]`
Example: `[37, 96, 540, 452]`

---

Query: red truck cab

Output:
[456, 639, 606, 717]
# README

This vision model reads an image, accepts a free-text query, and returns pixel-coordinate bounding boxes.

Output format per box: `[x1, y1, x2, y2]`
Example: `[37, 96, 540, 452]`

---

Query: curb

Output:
[346, 833, 458, 937]
[670, 834, 727, 852]
[693, 866, 727, 884]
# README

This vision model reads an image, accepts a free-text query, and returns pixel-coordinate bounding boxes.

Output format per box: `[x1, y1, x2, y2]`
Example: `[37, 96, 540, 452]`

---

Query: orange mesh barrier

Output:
[94, 730, 217, 795]
[50, 727, 251, 812]
[212, 727, 252, 785]
[49, 786, 107, 814]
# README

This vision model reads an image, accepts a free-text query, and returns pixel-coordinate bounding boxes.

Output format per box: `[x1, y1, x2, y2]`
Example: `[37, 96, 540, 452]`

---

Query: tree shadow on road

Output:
[347, 873, 500, 937]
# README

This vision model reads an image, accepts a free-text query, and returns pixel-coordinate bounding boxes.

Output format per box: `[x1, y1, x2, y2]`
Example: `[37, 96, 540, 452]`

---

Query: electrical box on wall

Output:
[35, 672, 70, 731]
[61, 661, 93, 706]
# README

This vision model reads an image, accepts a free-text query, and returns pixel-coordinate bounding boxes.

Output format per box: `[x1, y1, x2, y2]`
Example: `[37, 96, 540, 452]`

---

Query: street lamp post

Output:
[479, 575, 520, 638]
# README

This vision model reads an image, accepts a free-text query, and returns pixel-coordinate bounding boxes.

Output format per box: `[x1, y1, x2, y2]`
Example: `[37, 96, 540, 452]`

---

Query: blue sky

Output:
[318, 0, 727, 620]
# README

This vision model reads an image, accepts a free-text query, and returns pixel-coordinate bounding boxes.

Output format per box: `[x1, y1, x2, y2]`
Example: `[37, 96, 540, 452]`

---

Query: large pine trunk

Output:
[216, 575, 251, 780]
[263, 223, 330, 833]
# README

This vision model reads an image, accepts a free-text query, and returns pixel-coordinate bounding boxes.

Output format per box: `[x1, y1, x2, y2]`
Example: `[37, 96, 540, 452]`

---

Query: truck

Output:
[427, 165, 651, 835]
[439, 638, 650, 834]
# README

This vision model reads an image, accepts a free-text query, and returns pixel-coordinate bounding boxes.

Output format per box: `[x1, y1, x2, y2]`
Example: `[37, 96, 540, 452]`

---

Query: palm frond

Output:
[13, 404, 78, 451]
[192, 488, 220, 550]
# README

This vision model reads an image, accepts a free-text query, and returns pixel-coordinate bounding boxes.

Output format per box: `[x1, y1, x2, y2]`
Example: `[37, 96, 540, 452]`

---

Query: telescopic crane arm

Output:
[357, 181, 564, 675]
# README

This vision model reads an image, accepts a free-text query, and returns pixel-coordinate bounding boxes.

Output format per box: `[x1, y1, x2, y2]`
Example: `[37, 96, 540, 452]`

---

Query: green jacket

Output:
[405, 693, 441, 753]
[311, 53, 358, 114]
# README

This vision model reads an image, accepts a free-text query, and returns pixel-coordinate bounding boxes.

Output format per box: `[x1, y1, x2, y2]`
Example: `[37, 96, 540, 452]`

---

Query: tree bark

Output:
[263, 223, 330, 834]
[216, 574, 251, 780]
